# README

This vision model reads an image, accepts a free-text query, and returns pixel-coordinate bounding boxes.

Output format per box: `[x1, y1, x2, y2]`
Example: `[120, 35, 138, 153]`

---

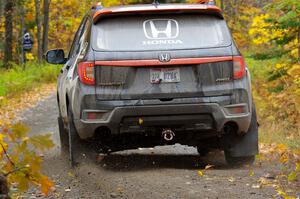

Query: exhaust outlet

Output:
[162, 129, 175, 141]
[223, 122, 238, 135]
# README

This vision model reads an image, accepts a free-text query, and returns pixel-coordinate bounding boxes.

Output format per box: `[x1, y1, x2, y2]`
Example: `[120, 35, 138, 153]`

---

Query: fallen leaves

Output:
[40, 175, 54, 195]
[227, 177, 235, 183]
[0, 83, 56, 126]
[197, 170, 203, 177]
[197, 164, 215, 177]
[204, 164, 214, 170]
[0, 84, 56, 196]
[249, 170, 255, 177]
[258, 143, 300, 198]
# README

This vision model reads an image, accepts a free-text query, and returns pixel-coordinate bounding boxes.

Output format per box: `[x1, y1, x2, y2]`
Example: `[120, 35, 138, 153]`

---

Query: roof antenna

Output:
[152, 0, 159, 7]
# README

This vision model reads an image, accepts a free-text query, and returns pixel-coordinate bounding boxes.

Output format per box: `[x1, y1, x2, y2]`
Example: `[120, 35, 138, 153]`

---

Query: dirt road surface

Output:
[21, 93, 281, 199]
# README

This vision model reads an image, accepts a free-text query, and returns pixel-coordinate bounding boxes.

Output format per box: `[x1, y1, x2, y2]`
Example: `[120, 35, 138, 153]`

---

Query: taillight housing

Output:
[78, 62, 95, 85]
[233, 56, 246, 79]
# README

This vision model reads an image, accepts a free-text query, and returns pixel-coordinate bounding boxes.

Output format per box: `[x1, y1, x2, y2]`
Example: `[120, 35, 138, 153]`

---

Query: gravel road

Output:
[21, 93, 280, 199]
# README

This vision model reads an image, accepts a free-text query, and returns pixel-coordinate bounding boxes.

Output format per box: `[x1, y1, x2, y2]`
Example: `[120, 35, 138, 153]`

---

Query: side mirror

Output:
[45, 49, 67, 64]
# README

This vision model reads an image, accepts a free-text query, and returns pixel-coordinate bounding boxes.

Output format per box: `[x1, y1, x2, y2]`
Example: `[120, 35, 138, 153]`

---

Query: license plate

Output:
[150, 68, 180, 83]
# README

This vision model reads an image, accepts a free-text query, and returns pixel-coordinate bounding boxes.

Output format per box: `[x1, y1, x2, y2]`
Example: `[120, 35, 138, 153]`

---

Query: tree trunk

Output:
[42, 0, 50, 54]
[0, 174, 9, 198]
[34, 0, 43, 63]
[20, 7, 25, 66]
[0, 0, 4, 28]
[4, 0, 14, 68]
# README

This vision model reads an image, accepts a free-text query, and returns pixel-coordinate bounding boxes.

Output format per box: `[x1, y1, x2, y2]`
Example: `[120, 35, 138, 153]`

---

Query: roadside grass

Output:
[259, 125, 300, 149]
[246, 57, 300, 149]
[0, 62, 60, 99]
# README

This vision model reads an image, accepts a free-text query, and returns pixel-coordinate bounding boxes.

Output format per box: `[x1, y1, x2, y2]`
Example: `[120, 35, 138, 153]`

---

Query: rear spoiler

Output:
[93, 4, 223, 24]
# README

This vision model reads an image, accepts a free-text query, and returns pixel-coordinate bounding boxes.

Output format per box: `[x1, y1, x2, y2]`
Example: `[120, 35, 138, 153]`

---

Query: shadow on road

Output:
[97, 151, 228, 172]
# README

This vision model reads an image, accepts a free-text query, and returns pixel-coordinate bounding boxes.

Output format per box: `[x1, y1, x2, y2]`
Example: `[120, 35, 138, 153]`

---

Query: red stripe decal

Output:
[95, 56, 233, 67]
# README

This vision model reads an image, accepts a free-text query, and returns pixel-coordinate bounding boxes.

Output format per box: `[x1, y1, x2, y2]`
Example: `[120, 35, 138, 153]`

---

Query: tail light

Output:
[233, 56, 246, 79]
[78, 62, 95, 85]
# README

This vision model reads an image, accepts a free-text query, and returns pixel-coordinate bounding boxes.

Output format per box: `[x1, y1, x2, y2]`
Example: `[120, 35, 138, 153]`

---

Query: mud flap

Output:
[222, 105, 259, 157]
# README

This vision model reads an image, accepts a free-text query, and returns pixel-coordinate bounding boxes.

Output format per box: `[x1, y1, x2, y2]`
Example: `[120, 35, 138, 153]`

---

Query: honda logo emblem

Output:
[143, 19, 179, 40]
[158, 53, 171, 62]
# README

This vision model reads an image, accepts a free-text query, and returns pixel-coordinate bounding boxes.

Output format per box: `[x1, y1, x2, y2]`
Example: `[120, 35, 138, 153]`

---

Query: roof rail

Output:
[91, 2, 103, 11]
[197, 0, 216, 5]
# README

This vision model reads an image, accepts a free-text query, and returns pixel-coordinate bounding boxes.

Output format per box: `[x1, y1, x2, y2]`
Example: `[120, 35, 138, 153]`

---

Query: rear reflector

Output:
[233, 56, 246, 79]
[224, 104, 248, 115]
[83, 111, 106, 120]
[78, 62, 95, 85]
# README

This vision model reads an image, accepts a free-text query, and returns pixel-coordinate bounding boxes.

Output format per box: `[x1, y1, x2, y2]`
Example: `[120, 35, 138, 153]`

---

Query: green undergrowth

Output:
[246, 57, 300, 149]
[0, 62, 60, 98]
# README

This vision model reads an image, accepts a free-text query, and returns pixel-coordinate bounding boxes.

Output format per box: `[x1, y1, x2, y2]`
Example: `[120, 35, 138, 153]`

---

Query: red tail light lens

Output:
[233, 56, 246, 79]
[78, 62, 95, 85]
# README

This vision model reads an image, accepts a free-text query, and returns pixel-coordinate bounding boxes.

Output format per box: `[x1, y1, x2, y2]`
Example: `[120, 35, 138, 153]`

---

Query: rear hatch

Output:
[92, 13, 235, 100]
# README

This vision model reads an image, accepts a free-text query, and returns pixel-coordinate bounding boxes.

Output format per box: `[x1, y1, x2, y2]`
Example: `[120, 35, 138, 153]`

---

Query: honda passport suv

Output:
[46, 2, 258, 166]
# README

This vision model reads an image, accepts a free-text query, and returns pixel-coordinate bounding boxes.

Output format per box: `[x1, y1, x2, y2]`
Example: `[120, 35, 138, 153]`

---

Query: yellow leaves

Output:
[288, 162, 300, 182]
[279, 154, 289, 164]
[276, 188, 298, 199]
[197, 170, 203, 176]
[296, 163, 300, 172]
[275, 63, 286, 70]
[10, 123, 29, 141]
[29, 134, 55, 151]
[15, 173, 30, 191]
[68, 171, 75, 178]
[0, 133, 5, 142]
[287, 171, 297, 182]
[249, 170, 255, 177]
[1, 122, 54, 195]
[0, 83, 57, 194]
[25, 53, 34, 61]
[287, 64, 300, 76]
[249, 14, 285, 45]
[227, 177, 235, 183]
[286, 64, 300, 87]
[40, 175, 54, 195]
[0, 133, 7, 158]
[277, 143, 288, 152]
[197, 164, 214, 177]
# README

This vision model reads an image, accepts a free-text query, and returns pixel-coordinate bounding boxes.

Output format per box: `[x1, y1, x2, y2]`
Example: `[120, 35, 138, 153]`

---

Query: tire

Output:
[58, 116, 69, 151]
[197, 147, 209, 157]
[67, 104, 81, 167]
[224, 104, 258, 166]
[225, 152, 255, 166]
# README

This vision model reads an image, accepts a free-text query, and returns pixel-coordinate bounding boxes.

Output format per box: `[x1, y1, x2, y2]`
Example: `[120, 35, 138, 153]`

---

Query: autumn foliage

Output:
[0, 123, 54, 196]
[0, 0, 299, 197]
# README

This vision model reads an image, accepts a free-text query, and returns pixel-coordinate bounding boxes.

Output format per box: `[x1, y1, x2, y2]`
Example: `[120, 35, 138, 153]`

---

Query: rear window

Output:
[92, 14, 232, 52]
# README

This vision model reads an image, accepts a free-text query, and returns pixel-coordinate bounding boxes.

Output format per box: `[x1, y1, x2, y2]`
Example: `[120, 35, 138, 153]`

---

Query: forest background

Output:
[0, 0, 299, 197]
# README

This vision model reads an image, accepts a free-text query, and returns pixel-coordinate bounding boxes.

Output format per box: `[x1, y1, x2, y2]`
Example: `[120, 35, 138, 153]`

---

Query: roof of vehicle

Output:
[92, 3, 223, 23]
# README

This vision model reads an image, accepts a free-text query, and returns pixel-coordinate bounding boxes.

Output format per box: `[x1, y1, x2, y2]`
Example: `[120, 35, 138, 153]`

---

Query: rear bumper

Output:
[74, 103, 251, 139]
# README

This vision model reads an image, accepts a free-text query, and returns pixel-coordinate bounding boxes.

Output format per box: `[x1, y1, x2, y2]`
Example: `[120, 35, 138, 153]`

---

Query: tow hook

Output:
[162, 129, 175, 141]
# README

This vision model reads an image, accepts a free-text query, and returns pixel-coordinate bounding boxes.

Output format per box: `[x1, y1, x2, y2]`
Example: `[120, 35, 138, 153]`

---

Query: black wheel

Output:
[58, 116, 69, 151]
[225, 152, 255, 166]
[197, 147, 209, 157]
[67, 104, 81, 167]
